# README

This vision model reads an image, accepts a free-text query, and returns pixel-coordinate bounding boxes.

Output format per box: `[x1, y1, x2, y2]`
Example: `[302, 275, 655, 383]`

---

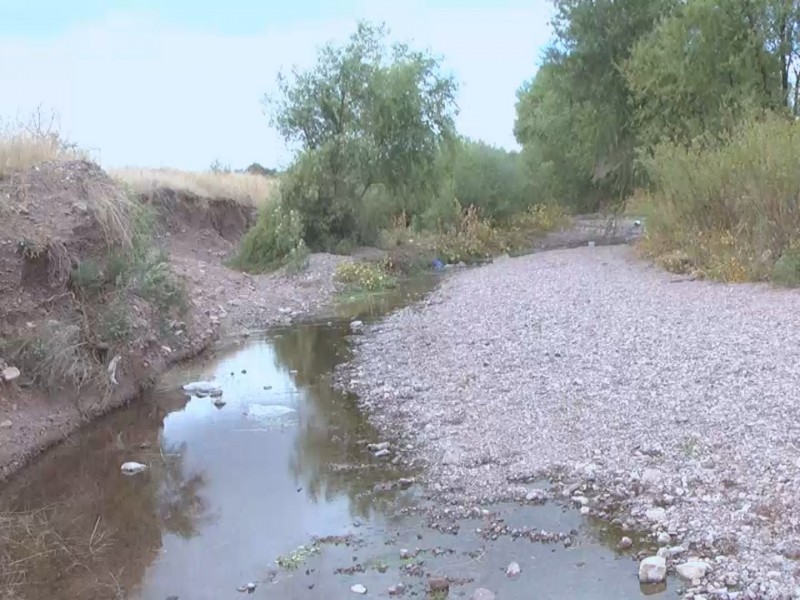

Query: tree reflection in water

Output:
[0, 395, 210, 600]
[272, 320, 420, 520]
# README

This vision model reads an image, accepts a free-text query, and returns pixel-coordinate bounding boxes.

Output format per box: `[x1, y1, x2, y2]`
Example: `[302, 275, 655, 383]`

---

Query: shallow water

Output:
[0, 275, 674, 599]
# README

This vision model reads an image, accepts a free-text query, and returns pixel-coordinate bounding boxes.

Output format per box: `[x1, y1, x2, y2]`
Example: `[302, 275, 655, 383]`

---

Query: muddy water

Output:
[0, 275, 674, 600]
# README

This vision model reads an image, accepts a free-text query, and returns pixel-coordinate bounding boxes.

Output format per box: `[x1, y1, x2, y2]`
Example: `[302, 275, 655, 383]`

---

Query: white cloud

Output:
[0, 3, 552, 171]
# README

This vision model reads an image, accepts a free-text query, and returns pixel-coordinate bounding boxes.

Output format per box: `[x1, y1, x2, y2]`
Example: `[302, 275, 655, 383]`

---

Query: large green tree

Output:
[515, 0, 676, 211]
[266, 22, 458, 247]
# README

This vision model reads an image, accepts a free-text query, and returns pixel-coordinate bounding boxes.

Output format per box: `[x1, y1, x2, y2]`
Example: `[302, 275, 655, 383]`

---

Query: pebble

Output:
[617, 537, 633, 550]
[0, 420, 12, 429]
[506, 561, 521, 577]
[676, 561, 710, 581]
[657, 532, 671, 545]
[351, 584, 367, 594]
[472, 589, 496, 600]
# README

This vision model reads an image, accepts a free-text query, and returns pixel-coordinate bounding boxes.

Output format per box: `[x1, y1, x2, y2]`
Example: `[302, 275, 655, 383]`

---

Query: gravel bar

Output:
[337, 245, 800, 600]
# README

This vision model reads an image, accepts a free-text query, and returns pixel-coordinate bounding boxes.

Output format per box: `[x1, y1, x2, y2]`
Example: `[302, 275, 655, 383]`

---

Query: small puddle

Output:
[0, 274, 674, 599]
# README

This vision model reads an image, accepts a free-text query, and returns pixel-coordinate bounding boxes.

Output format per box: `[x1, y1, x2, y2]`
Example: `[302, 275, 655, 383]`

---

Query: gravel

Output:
[338, 245, 800, 599]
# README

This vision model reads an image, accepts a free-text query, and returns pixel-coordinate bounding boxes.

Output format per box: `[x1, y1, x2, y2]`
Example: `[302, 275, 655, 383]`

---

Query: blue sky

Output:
[1, 1, 553, 170]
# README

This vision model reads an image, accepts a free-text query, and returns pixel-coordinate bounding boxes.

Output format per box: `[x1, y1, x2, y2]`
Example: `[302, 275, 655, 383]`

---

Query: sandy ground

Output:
[339, 245, 800, 599]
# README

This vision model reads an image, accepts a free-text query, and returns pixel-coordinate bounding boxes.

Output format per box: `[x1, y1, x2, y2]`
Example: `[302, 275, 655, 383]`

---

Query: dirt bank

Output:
[0, 162, 349, 482]
[338, 244, 800, 599]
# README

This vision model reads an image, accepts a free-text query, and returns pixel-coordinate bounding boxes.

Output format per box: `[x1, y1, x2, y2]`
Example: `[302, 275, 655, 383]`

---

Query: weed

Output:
[640, 115, 800, 283]
[97, 302, 131, 343]
[275, 544, 320, 570]
[232, 203, 306, 273]
[335, 261, 397, 293]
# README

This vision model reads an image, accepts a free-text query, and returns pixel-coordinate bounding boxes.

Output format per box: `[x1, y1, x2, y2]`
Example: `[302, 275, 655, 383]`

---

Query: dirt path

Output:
[339, 244, 800, 599]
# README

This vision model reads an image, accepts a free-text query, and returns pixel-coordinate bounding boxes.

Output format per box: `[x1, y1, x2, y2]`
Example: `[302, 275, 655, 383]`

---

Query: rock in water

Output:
[616, 536, 633, 550]
[428, 578, 450, 593]
[181, 381, 222, 396]
[506, 561, 522, 577]
[638, 556, 667, 584]
[351, 584, 367, 594]
[213, 397, 226, 408]
[121, 462, 147, 476]
[350, 320, 365, 333]
[676, 561, 710, 581]
[472, 590, 496, 600]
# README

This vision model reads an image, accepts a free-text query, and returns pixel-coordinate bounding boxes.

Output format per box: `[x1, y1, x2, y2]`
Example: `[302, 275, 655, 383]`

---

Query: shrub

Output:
[232, 202, 306, 272]
[453, 140, 530, 222]
[334, 261, 396, 293]
[640, 115, 800, 282]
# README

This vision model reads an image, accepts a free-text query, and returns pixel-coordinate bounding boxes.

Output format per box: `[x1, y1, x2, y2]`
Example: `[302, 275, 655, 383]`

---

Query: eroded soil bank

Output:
[338, 244, 800, 599]
[0, 161, 349, 482]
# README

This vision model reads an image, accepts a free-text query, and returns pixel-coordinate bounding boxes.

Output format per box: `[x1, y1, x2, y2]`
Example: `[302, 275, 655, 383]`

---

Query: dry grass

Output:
[111, 167, 278, 207]
[0, 507, 114, 599]
[0, 123, 86, 179]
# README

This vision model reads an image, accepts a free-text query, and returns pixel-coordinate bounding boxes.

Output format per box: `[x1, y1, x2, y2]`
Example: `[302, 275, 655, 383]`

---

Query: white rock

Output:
[645, 507, 667, 522]
[642, 468, 663, 486]
[182, 381, 222, 395]
[351, 584, 367, 594]
[506, 561, 521, 577]
[0, 419, 12, 429]
[472, 589, 496, 600]
[667, 546, 686, 557]
[617, 536, 633, 550]
[580, 506, 591, 515]
[350, 320, 365, 333]
[638, 556, 667, 584]
[657, 532, 671, 545]
[1, 366, 20, 382]
[120, 462, 147, 475]
[676, 561, 710, 581]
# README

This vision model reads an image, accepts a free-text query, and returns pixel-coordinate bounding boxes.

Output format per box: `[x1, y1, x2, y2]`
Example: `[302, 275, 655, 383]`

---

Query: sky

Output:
[0, 1, 554, 171]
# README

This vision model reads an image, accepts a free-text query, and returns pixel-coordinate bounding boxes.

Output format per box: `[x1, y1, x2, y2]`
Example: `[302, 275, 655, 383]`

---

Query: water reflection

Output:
[0, 276, 441, 599]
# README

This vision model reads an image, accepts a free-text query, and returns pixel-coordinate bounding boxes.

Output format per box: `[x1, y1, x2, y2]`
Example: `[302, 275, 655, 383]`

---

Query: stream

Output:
[0, 273, 674, 599]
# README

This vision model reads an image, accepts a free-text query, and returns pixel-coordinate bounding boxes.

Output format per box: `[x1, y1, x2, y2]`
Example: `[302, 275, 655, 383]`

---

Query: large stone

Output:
[1, 366, 20, 383]
[676, 561, 710, 581]
[645, 507, 667, 523]
[638, 556, 667, 584]
[642, 468, 663, 486]
[120, 462, 148, 476]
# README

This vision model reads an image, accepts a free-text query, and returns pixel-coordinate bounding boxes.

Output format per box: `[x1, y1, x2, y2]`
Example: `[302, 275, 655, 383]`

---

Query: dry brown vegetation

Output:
[0, 116, 87, 180]
[111, 167, 277, 207]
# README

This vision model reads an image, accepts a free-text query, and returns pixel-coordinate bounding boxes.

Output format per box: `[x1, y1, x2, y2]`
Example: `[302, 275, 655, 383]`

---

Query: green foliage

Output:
[515, 0, 677, 211]
[640, 115, 800, 282]
[452, 139, 531, 222]
[334, 261, 397, 293]
[98, 302, 132, 342]
[772, 248, 800, 286]
[263, 21, 458, 250]
[626, 0, 783, 147]
[232, 202, 307, 272]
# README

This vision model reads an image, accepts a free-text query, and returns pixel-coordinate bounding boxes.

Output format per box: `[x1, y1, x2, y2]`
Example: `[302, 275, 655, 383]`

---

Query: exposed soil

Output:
[338, 244, 800, 599]
[0, 162, 350, 482]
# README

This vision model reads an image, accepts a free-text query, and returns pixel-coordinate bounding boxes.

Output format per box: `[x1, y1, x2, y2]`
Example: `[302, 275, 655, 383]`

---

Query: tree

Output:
[515, 0, 677, 211]
[266, 22, 458, 247]
[625, 0, 787, 147]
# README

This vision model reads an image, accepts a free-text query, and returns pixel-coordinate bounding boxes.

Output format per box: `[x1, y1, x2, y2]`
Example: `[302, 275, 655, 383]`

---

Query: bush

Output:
[334, 261, 396, 293]
[232, 202, 307, 272]
[640, 115, 800, 282]
[453, 140, 530, 222]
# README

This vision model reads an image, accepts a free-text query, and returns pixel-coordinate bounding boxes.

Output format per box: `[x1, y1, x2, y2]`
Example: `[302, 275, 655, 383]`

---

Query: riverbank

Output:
[338, 244, 800, 599]
[0, 161, 351, 483]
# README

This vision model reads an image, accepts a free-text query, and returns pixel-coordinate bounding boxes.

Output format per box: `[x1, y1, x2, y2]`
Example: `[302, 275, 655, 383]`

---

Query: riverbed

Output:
[0, 273, 672, 599]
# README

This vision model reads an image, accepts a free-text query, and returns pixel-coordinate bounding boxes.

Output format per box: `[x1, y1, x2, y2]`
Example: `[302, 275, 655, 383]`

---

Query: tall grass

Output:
[0, 113, 86, 179]
[640, 115, 800, 283]
[110, 167, 277, 207]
